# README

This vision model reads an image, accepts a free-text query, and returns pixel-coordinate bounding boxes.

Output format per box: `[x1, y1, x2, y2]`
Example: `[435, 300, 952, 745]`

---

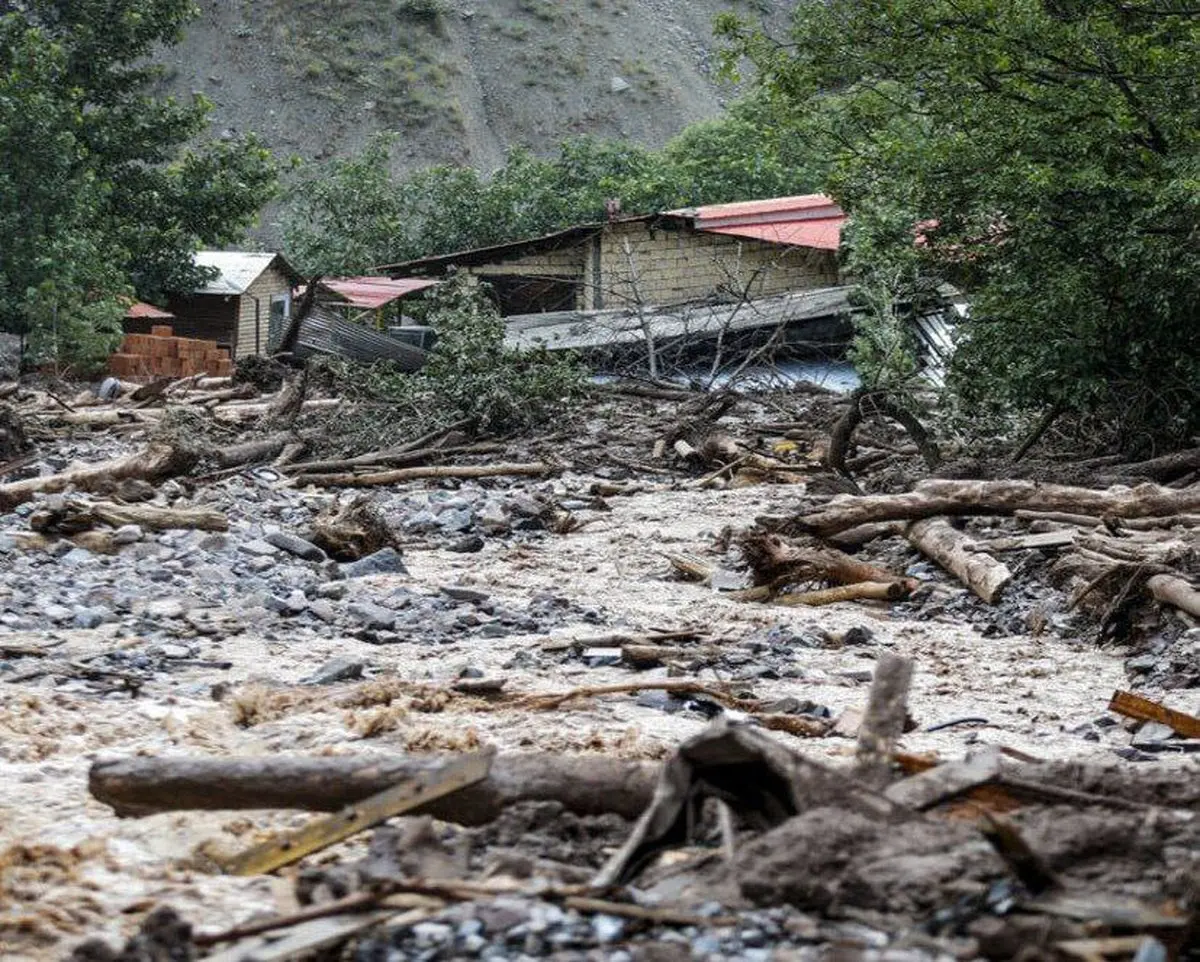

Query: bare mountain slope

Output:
[155, 0, 794, 176]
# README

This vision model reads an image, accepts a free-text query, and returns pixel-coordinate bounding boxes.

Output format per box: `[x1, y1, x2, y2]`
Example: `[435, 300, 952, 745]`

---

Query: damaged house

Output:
[386, 195, 854, 360]
[122, 251, 301, 359]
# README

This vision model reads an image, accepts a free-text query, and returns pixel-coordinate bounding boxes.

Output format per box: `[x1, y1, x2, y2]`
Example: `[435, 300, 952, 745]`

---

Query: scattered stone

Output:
[342, 547, 407, 578]
[441, 585, 490, 604]
[610, 75, 631, 93]
[72, 607, 108, 629]
[160, 644, 191, 659]
[238, 539, 279, 558]
[304, 656, 366, 685]
[265, 530, 326, 562]
[348, 601, 397, 631]
[447, 534, 485, 553]
[112, 524, 143, 545]
[145, 598, 187, 619]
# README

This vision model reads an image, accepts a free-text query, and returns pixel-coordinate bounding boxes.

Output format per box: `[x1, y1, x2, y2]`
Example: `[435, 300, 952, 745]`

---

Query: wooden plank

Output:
[1108, 690, 1200, 739]
[883, 747, 1002, 810]
[200, 910, 409, 962]
[219, 751, 493, 876]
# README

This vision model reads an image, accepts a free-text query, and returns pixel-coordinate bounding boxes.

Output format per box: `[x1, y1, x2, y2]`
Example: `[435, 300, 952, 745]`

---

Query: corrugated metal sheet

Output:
[668, 194, 840, 222]
[698, 218, 844, 251]
[193, 251, 300, 295]
[504, 287, 853, 352]
[295, 304, 426, 371]
[125, 301, 175, 320]
[664, 194, 848, 253]
[317, 276, 439, 309]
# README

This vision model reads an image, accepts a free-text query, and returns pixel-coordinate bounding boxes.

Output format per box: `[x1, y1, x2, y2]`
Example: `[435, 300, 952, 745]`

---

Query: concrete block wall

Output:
[597, 222, 839, 309]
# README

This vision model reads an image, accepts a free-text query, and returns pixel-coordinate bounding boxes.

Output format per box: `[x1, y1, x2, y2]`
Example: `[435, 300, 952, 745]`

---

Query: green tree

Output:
[720, 1, 1200, 450]
[282, 97, 834, 277]
[0, 1, 278, 365]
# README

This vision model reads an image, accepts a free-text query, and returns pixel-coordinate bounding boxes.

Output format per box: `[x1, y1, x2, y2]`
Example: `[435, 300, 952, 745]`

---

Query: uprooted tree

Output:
[719, 1, 1200, 453]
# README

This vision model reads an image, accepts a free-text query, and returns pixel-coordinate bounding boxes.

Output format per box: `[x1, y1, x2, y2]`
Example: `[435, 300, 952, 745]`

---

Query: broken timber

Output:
[219, 750, 493, 875]
[88, 753, 658, 821]
[906, 518, 1013, 603]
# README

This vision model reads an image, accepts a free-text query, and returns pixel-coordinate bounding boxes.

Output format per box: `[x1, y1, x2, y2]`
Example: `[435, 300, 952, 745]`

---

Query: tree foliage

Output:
[719, 1, 1200, 450]
[0, 1, 278, 365]
[282, 90, 830, 275]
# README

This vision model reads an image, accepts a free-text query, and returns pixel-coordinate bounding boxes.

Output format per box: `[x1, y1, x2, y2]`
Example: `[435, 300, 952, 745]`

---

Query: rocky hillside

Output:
[154, 0, 794, 177]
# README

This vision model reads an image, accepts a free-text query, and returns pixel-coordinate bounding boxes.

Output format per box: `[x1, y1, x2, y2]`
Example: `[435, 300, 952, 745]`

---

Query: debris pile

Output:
[0, 366, 1195, 962]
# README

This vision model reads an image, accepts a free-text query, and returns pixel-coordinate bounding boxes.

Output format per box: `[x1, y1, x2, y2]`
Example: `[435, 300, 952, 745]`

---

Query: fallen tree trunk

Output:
[1146, 574, 1200, 619]
[301, 462, 553, 488]
[0, 443, 196, 512]
[89, 753, 658, 822]
[88, 751, 1200, 821]
[216, 431, 301, 469]
[906, 518, 1013, 603]
[286, 442, 507, 477]
[794, 479, 1200, 538]
[1102, 447, 1200, 485]
[29, 498, 228, 534]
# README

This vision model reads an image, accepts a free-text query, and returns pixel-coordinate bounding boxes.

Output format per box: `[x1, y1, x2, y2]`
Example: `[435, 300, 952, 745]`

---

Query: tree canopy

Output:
[718, 0, 1200, 449]
[282, 91, 830, 276]
[0, 1, 278, 362]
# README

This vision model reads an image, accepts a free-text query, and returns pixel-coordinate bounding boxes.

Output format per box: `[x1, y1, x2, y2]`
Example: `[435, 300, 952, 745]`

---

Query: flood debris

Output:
[1, 363, 1197, 961]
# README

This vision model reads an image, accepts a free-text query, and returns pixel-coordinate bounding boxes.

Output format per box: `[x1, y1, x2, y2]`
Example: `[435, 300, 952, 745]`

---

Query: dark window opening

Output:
[486, 275, 580, 316]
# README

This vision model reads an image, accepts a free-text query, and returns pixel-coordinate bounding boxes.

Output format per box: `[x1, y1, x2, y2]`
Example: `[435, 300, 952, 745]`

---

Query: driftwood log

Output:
[216, 431, 304, 469]
[794, 480, 1200, 538]
[0, 443, 196, 512]
[1146, 574, 1200, 619]
[301, 462, 552, 488]
[89, 754, 659, 822]
[905, 518, 1013, 603]
[28, 498, 228, 534]
[88, 751, 1200, 823]
[739, 531, 906, 588]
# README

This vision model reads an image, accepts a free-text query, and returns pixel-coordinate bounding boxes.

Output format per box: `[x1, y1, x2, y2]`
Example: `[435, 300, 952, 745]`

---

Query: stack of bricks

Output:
[109, 325, 234, 379]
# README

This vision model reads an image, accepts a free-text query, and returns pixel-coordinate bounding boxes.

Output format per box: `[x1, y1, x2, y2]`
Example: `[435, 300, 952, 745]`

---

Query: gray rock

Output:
[342, 548, 407, 579]
[591, 913, 625, 942]
[238, 539, 279, 557]
[447, 534, 485, 554]
[308, 599, 337, 623]
[248, 556, 276, 573]
[111, 524, 143, 545]
[96, 377, 121, 401]
[304, 656, 365, 685]
[59, 547, 95, 566]
[610, 75, 631, 93]
[160, 644, 191, 659]
[437, 509, 474, 533]
[315, 581, 348, 599]
[441, 585, 489, 604]
[198, 533, 229, 553]
[145, 598, 187, 619]
[72, 607, 108, 629]
[347, 601, 396, 630]
[265, 530, 326, 562]
[44, 603, 73, 623]
[0, 535, 15, 553]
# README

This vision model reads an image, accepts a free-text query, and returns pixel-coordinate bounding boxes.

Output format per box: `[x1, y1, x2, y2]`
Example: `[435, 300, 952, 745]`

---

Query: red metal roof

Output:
[667, 194, 847, 252]
[698, 218, 844, 251]
[317, 276, 439, 309]
[125, 301, 175, 320]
